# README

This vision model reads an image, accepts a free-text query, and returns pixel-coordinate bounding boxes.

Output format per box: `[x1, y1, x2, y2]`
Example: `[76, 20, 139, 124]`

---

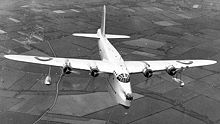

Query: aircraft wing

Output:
[125, 60, 217, 74]
[4, 55, 114, 73]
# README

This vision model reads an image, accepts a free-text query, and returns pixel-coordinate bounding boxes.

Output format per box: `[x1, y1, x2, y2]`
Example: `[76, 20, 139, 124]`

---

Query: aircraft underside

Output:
[106, 74, 131, 108]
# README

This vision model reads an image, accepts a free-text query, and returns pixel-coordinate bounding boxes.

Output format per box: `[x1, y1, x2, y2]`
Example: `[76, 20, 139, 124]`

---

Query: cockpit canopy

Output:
[116, 73, 130, 83]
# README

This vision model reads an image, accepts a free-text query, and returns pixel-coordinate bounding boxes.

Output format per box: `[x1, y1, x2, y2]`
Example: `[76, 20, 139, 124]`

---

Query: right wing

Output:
[125, 60, 217, 74]
[4, 55, 114, 73]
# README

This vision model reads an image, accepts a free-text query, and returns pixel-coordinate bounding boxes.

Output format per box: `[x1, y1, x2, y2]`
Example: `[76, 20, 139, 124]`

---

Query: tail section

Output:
[72, 5, 130, 39]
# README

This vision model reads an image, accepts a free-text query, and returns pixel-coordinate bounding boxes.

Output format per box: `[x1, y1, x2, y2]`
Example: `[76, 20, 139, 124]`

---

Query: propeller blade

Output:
[70, 70, 80, 75]
[85, 77, 96, 91]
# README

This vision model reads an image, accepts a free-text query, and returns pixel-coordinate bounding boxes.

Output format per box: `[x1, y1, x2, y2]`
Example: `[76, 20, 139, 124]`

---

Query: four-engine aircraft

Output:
[4, 5, 217, 108]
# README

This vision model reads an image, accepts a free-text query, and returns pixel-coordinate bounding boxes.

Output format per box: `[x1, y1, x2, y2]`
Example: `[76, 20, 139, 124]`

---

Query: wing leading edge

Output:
[4, 55, 217, 74]
[4, 55, 114, 73]
[125, 60, 217, 74]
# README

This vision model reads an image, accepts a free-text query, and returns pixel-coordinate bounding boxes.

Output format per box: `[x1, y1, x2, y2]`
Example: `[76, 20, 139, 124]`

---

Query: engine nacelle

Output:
[166, 65, 177, 76]
[90, 68, 99, 77]
[63, 66, 72, 74]
[44, 75, 51, 85]
[143, 68, 153, 78]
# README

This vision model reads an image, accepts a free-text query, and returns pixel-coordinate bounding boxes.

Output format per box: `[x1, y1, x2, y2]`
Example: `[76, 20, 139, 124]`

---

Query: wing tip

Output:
[3, 54, 17, 60]
[199, 60, 217, 66]
[209, 60, 217, 65]
[3, 54, 9, 59]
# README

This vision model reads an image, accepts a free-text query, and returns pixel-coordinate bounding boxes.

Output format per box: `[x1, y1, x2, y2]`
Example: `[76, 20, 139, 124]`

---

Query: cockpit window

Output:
[116, 73, 130, 83]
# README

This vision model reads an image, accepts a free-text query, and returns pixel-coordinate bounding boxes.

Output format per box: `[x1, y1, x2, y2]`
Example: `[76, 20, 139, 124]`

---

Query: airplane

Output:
[4, 5, 217, 109]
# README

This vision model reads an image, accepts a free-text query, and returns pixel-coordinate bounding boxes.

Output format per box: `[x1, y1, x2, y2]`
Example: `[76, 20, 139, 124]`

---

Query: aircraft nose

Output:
[125, 93, 133, 101]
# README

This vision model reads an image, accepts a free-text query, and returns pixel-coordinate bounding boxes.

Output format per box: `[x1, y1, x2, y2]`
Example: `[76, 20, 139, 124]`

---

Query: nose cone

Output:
[126, 93, 133, 101]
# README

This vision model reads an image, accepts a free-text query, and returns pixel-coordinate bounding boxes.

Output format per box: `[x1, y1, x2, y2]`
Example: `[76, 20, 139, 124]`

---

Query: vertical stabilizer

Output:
[72, 5, 130, 39]
[101, 5, 106, 36]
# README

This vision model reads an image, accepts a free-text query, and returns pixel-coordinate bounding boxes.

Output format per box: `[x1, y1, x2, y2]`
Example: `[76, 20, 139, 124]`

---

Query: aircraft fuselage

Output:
[97, 29, 133, 107]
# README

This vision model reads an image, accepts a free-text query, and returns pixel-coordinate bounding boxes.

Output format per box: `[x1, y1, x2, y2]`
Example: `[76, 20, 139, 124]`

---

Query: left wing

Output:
[4, 55, 114, 73]
[125, 60, 217, 74]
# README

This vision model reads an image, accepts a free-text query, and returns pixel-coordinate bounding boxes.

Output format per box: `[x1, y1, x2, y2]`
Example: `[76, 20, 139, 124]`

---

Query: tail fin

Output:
[101, 5, 106, 36]
[72, 5, 130, 39]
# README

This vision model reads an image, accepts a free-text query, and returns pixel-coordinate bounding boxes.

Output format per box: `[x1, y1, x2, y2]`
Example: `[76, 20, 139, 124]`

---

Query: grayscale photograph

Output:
[0, 0, 219, 124]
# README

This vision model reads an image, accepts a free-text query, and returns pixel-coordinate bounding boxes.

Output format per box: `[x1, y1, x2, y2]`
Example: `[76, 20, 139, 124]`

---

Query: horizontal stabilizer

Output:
[73, 33, 99, 38]
[105, 34, 130, 39]
[73, 33, 130, 39]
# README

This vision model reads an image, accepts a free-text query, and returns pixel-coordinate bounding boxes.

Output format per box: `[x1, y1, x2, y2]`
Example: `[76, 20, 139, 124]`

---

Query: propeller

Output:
[61, 59, 81, 75]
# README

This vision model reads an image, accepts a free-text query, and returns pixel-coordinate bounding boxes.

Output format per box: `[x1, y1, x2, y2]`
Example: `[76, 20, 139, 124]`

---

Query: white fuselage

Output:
[97, 30, 132, 107]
